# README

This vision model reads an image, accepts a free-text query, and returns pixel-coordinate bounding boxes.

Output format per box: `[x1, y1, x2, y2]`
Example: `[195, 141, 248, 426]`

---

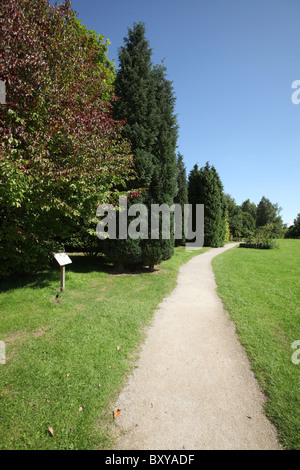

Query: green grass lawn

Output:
[0, 246, 208, 450]
[212, 239, 300, 450]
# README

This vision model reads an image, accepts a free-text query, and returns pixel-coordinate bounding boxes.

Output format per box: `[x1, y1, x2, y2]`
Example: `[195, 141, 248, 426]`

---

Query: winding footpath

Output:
[113, 243, 281, 450]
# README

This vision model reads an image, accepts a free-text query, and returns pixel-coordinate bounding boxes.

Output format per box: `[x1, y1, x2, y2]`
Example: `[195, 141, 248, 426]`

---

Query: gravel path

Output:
[113, 243, 281, 450]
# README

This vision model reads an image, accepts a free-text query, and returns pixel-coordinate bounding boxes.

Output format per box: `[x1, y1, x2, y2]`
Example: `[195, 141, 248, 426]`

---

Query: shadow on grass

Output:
[0, 268, 59, 293]
[67, 254, 158, 275]
[0, 254, 157, 293]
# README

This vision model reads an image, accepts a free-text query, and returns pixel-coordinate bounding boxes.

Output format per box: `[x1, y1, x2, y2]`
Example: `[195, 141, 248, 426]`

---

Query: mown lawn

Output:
[0, 246, 208, 450]
[212, 239, 300, 450]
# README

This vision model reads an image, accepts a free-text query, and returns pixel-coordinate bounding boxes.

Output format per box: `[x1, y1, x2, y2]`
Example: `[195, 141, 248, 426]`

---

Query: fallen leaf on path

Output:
[113, 409, 121, 418]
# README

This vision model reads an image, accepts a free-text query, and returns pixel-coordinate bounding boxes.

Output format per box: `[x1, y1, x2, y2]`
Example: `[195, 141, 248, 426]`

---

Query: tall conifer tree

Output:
[174, 153, 188, 245]
[141, 63, 178, 268]
[103, 22, 155, 266]
[113, 22, 157, 190]
[107, 22, 179, 269]
[188, 162, 226, 247]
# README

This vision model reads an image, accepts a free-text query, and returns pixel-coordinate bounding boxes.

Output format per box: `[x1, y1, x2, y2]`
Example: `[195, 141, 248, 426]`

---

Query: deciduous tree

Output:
[284, 214, 300, 239]
[0, 0, 134, 276]
[256, 196, 283, 237]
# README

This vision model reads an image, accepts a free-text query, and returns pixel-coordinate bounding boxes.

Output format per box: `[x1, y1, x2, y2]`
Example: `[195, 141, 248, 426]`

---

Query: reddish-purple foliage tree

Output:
[0, 0, 135, 275]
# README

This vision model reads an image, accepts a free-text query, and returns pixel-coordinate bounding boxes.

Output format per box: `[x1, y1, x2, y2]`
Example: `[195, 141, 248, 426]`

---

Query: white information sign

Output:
[54, 253, 72, 266]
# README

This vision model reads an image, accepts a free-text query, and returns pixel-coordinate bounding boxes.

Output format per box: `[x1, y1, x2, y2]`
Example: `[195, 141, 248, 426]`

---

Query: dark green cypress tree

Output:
[141, 63, 179, 268]
[113, 22, 157, 190]
[106, 23, 179, 269]
[174, 153, 188, 245]
[104, 22, 156, 267]
[187, 164, 200, 235]
[188, 162, 226, 247]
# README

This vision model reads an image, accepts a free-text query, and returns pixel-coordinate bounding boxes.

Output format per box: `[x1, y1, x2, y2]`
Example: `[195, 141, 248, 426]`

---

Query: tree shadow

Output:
[0, 268, 60, 293]
[0, 254, 158, 293]
[67, 254, 158, 275]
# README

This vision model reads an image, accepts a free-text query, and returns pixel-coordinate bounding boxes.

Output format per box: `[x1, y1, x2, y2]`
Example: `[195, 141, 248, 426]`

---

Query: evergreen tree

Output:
[225, 194, 243, 238]
[141, 63, 179, 268]
[113, 22, 157, 190]
[187, 164, 200, 234]
[174, 153, 188, 245]
[103, 22, 156, 267]
[188, 162, 226, 247]
[106, 22, 179, 269]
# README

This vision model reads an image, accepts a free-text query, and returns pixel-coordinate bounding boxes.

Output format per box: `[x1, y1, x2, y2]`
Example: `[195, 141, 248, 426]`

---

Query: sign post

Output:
[60, 266, 65, 292]
[54, 253, 72, 292]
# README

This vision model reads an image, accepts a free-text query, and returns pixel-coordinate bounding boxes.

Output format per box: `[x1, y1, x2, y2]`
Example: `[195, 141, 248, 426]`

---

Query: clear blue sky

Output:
[56, 0, 300, 225]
